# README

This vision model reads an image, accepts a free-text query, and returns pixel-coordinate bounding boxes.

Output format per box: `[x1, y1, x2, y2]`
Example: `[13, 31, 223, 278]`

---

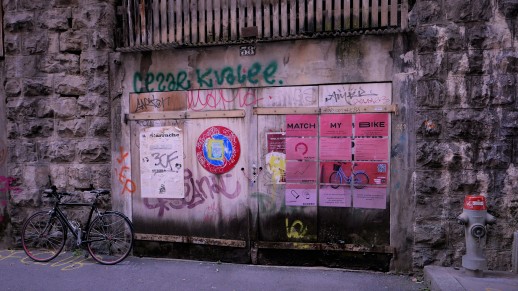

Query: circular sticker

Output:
[196, 126, 241, 174]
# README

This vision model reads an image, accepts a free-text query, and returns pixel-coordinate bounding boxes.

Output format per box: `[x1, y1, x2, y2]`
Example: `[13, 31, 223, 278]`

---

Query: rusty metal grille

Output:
[120, 0, 408, 50]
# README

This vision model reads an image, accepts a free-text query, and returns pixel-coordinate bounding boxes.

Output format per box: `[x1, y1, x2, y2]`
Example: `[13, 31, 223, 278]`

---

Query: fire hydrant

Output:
[457, 195, 496, 273]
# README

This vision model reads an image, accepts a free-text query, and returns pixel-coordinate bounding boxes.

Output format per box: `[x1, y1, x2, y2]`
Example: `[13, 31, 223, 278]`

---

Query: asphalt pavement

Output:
[0, 249, 425, 291]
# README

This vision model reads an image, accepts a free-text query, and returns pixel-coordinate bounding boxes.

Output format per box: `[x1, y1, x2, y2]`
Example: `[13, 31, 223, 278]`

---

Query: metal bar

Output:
[254, 107, 320, 115]
[256, 241, 395, 254]
[127, 111, 187, 120]
[320, 104, 398, 114]
[135, 233, 247, 248]
[127, 109, 246, 120]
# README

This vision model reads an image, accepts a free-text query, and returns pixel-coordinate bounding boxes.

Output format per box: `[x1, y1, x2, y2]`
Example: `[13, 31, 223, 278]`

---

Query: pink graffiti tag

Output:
[115, 147, 136, 195]
[0, 176, 21, 194]
[143, 169, 241, 217]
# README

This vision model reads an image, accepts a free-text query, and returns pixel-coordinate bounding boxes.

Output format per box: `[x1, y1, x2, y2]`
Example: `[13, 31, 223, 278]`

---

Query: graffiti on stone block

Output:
[143, 168, 240, 217]
[0, 176, 21, 194]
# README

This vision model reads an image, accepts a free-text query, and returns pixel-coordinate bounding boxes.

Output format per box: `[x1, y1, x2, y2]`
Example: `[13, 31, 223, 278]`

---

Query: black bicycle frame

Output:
[50, 201, 98, 241]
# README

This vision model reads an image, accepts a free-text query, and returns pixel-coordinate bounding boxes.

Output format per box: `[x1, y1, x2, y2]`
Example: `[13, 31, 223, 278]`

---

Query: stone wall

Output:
[1, 0, 116, 244]
[409, 0, 518, 270]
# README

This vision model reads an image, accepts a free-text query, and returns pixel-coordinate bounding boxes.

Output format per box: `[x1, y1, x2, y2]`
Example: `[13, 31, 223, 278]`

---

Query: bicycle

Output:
[329, 163, 369, 189]
[21, 185, 134, 265]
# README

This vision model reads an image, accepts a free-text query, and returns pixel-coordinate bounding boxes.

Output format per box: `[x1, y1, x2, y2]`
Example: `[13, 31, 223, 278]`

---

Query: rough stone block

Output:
[59, 30, 84, 52]
[467, 75, 491, 108]
[446, 110, 494, 140]
[416, 110, 444, 138]
[415, 26, 441, 53]
[72, 5, 115, 30]
[80, 51, 108, 74]
[88, 74, 109, 95]
[49, 165, 69, 189]
[419, 53, 446, 78]
[57, 119, 87, 137]
[416, 79, 446, 108]
[414, 170, 449, 195]
[491, 75, 515, 105]
[445, 0, 471, 22]
[78, 93, 105, 116]
[23, 30, 49, 54]
[40, 140, 77, 163]
[77, 140, 110, 163]
[498, 0, 518, 19]
[477, 140, 512, 169]
[414, 223, 447, 247]
[23, 77, 53, 96]
[5, 79, 21, 97]
[91, 164, 111, 189]
[4, 11, 34, 32]
[55, 75, 87, 96]
[4, 33, 21, 55]
[467, 22, 503, 50]
[67, 165, 92, 190]
[445, 76, 468, 107]
[5, 56, 37, 78]
[445, 24, 467, 51]
[91, 28, 115, 50]
[88, 117, 110, 137]
[8, 141, 38, 164]
[37, 9, 71, 31]
[55, 97, 78, 118]
[466, 50, 485, 75]
[417, 141, 474, 169]
[501, 110, 518, 136]
[20, 119, 54, 138]
[446, 53, 469, 76]
[408, 1, 443, 27]
[39, 54, 80, 74]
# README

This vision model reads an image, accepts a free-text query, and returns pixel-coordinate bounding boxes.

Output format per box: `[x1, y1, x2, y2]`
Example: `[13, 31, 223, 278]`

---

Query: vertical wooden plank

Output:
[139, 0, 147, 45]
[289, 0, 296, 35]
[344, 0, 351, 30]
[246, 0, 254, 27]
[176, 0, 182, 42]
[281, 0, 287, 36]
[362, 0, 369, 28]
[256, 0, 263, 37]
[272, 1, 280, 37]
[334, 0, 341, 30]
[263, 1, 270, 37]
[298, 0, 305, 33]
[160, 0, 167, 43]
[231, 0, 238, 40]
[183, 0, 190, 43]
[381, 0, 388, 26]
[222, 0, 229, 41]
[200, 0, 206, 43]
[390, 0, 398, 26]
[325, 0, 332, 31]
[207, 0, 214, 42]
[191, 0, 198, 43]
[352, 0, 359, 29]
[214, 0, 221, 40]
[400, 0, 408, 29]
[153, 0, 160, 44]
[127, 0, 135, 46]
[168, 0, 175, 42]
[371, 0, 379, 27]
[307, 0, 314, 32]
[238, 0, 245, 38]
[315, 0, 322, 32]
[147, 0, 153, 44]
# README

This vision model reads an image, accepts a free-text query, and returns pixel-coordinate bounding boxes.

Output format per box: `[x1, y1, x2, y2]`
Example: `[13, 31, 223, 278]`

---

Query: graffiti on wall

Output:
[132, 61, 282, 92]
[285, 218, 308, 239]
[115, 146, 136, 195]
[187, 88, 262, 111]
[143, 168, 241, 217]
[320, 83, 392, 106]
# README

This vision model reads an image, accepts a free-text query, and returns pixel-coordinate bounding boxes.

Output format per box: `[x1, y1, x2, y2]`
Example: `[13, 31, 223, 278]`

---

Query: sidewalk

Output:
[0, 249, 424, 291]
[424, 265, 518, 291]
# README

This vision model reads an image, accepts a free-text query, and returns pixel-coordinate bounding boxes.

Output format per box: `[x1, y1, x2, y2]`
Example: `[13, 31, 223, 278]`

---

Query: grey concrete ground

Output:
[424, 265, 518, 291]
[0, 249, 424, 291]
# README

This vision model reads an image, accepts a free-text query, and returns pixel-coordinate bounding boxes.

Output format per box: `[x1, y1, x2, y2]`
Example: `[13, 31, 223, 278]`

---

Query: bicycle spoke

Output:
[22, 211, 66, 262]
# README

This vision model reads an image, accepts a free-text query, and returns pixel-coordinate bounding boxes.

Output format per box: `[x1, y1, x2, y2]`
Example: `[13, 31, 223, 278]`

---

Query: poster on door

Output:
[140, 126, 184, 198]
[285, 183, 317, 206]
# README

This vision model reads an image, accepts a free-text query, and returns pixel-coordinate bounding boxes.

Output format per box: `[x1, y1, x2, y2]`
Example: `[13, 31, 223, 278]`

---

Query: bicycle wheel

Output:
[329, 172, 342, 189]
[86, 211, 134, 265]
[353, 172, 369, 189]
[21, 211, 67, 262]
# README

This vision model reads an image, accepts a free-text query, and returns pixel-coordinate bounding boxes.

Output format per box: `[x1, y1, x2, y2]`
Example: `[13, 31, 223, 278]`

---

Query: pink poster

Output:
[320, 114, 353, 137]
[353, 187, 387, 209]
[319, 185, 352, 207]
[267, 132, 286, 153]
[354, 138, 389, 161]
[353, 162, 389, 186]
[355, 113, 389, 137]
[286, 184, 317, 206]
[319, 137, 352, 160]
[286, 138, 317, 160]
[286, 161, 318, 183]
[286, 115, 318, 137]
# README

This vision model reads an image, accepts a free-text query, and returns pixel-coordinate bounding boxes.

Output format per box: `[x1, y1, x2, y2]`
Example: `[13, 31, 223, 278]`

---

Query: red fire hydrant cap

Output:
[463, 195, 487, 210]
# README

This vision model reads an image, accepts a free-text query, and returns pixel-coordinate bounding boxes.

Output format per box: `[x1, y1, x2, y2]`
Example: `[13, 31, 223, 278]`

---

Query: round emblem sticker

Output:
[196, 126, 241, 174]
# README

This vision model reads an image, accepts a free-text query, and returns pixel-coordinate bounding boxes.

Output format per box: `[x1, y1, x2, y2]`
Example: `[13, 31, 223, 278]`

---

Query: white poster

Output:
[140, 126, 184, 198]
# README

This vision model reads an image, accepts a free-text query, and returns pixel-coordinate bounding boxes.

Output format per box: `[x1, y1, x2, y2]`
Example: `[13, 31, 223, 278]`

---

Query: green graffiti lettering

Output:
[133, 72, 143, 93]
[247, 63, 261, 84]
[145, 73, 155, 92]
[222, 67, 236, 85]
[156, 72, 166, 91]
[197, 68, 213, 88]
[236, 65, 247, 84]
[166, 73, 176, 90]
[176, 71, 191, 90]
[263, 61, 278, 85]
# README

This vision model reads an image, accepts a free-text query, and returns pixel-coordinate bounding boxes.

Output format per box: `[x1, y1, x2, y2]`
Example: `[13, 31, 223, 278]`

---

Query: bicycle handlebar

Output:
[43, 186, 110, 200]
